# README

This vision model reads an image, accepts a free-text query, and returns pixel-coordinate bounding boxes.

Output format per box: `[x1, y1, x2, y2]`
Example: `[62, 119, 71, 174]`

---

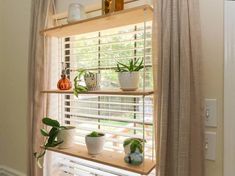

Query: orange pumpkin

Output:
[57, 75, 72, 90]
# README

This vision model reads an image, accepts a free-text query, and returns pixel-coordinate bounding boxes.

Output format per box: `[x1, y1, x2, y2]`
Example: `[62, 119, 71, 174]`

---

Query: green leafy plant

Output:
[33, 117, 67, 168]
[87, 131, 104, 137]
[73, 69, 90, 97]
[115, 59, 144, 72]
[123, 138, 146, 154]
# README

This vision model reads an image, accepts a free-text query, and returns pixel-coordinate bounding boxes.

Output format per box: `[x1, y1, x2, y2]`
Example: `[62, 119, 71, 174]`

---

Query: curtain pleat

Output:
[27, 0, 53, 175]
[153, 0, 204, 175]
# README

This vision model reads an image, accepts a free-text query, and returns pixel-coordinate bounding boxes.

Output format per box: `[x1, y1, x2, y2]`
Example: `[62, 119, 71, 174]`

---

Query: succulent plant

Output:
[87, 131, 104, 137]
[115, 59, 144, 72]
[123, 138, 145, 154]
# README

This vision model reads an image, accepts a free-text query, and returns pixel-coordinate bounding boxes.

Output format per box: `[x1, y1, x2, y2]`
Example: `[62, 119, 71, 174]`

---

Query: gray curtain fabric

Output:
[152, 0, 204, 176]
[27, 0, 52, 175]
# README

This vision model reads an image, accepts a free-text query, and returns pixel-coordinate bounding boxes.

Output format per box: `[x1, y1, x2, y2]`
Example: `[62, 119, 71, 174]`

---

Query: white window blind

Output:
[45, 21, 156, 176]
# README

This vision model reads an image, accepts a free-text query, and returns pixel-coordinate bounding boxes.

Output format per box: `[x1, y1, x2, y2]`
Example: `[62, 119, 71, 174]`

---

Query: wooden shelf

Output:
[41, 5, 153, 37]
[47, 144, 156, 175]
[41, 89, 154, 96]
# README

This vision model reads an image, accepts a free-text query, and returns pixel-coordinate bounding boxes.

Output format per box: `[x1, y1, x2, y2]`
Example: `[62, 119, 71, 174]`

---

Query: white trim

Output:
[224, 1, 235, 176]
[0, 165, 26, 176]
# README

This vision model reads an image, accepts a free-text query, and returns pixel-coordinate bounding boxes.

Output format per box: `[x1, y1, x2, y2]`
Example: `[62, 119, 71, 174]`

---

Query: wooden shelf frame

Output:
[41, 5, 153, 37]
[42, 5, 156, 175]
[47, 144, 156, 175]
[41, 89, 154, 96]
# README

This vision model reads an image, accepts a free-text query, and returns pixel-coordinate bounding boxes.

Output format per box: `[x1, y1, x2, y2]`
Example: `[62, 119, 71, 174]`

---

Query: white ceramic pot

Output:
[85, 135, 105, 155]
[57, 126, 76, 149]
[67, 3, 86, 23]
[84, 73, 101, 91]
[118, 72, 140, 91]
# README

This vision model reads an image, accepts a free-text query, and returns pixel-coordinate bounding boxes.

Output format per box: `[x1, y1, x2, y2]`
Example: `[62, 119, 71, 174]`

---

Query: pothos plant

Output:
[123, 138, 146, 154]
[73, 69, 95, 97]
[33, 117, 67, 168]
[115, 58, 144, 72]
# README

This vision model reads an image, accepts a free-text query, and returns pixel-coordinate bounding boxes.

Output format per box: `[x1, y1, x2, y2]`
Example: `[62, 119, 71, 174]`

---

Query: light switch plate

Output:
[205, 99, 217, 127]
[205, 132, 217, 160]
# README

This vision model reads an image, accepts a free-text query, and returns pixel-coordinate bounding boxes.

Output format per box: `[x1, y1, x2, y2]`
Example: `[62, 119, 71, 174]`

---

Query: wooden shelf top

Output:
[47, 144, 156, 175]
[41, 5, 153, 37]
[41, 89, 154, 96]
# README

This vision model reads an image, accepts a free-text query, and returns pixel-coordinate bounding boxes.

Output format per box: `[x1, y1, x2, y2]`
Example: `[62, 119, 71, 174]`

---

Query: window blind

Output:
[46, 21, 155, 176]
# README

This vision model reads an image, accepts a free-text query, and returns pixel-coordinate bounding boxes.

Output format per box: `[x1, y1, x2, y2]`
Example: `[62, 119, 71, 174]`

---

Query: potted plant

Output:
[115, 59, 144, 91]
[34, 117, 76, 168]
[123, 138, 145, 165]
[74, 69, 100, 97]
[85, 131, 105, 155]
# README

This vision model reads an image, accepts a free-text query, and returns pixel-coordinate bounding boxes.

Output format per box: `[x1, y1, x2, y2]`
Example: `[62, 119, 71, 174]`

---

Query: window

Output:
[44, 1, 155, 176]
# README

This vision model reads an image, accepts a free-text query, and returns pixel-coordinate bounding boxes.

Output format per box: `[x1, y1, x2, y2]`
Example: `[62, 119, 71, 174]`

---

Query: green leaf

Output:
[129, 60, 134, 72]
[124, 138, 145, 153]
[34, 149, 46, 168]
[117, 62, 129, 70]
[130, 140, 139, 153]
[123, 138, 132, 147]
[115, 59, 144, 72]
[40, 129, 49, 136]
[134, 58, 140, 66]
[115, 64, 121, 72]
[35, 150, 46, 159]
[47, 127, 59, 145]
[53, 140, 64, 146]
[73, 89, 79, 97]
[35, 150, 46, 169]
[88, 131, 101, 137]
[42, 117, 60, 127]
[37, 158, 43, 169]
[60, 126, 68, 129]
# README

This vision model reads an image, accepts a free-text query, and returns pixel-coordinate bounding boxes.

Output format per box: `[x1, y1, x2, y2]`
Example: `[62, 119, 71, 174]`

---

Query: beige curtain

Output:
[152, 0, 204, 176]
[27, 0, 53, 176]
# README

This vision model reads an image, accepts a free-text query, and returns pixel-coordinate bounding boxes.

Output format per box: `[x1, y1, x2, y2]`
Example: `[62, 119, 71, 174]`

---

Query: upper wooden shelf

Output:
[41, 89, 154, 96]
[47, 144, 156, 175]
[41, 5, 153, 37]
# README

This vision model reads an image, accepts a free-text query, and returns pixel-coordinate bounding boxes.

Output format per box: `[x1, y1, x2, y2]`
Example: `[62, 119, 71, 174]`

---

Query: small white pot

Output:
[85, 135, 105, 155]
[84, 73, 101, 91]
[118, 72, 140, 91]
[57, 126, 76, 149]
[67, 3, 86, 23]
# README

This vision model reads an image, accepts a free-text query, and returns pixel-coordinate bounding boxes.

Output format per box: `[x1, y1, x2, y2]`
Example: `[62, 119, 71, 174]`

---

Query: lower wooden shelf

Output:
[47, 144, 156, 175]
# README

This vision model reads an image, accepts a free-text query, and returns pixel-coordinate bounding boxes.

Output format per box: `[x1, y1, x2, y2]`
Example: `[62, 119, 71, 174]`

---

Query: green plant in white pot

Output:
[123, 138, 145, 165]
[115, 59, 144, 91]
[74, 69, 100, 97]
[34, 117, 76, 168]
[85, 131, 105, 155]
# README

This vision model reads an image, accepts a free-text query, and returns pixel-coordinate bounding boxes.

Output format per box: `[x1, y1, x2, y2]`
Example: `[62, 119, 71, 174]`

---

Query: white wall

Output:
[0, 0, 31, 173]
[0, 0, 4, 164]
[199, 0, 224, 175]
[224, 1, 235, 176]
